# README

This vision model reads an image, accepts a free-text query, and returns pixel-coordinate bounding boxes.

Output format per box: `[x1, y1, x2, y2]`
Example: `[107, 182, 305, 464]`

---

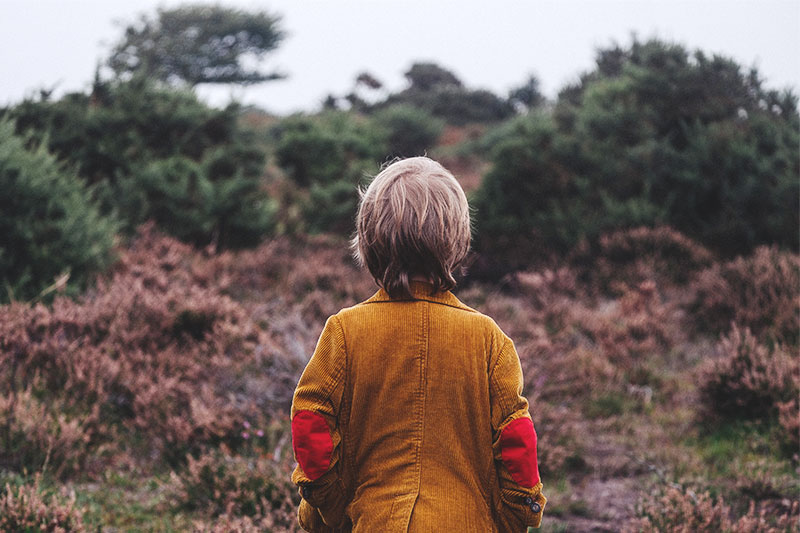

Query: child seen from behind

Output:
[290, 156, 546, 532]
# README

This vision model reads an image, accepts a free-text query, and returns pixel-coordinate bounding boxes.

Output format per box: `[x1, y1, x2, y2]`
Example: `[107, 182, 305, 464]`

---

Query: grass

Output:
[75, 471, 194, 532]
[678, 419, 799, 506]
[582, 391, 638, 418]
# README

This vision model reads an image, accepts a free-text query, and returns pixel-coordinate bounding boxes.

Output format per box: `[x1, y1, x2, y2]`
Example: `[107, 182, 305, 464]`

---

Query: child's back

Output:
[291, 158, 546, 532]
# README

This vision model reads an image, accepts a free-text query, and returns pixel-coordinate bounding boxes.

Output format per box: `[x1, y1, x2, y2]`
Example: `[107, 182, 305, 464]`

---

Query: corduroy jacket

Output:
[291, 282, 546, 532]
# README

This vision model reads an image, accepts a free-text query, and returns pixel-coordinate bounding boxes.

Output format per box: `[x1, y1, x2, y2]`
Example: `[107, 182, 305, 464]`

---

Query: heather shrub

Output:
[0, 387, 99, 479]
[206, 234, 374, 324]
[691, 246, 800, 343]
[0, 480, 86, 532]
[0, 119, 116, 303]
[168, 448, 297, 524]
[195, 514, 284, 533]
[625, 485, 799, 533]
[569, 226, 714, 295]
[777, 397, 799, 451]
[0, 225, 271, 470]
[698, 325, 799, 425]
[570, 280, 685, 374]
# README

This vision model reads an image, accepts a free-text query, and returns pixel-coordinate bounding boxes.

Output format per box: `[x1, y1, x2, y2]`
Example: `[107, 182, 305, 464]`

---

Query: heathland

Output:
[0, 7, 797, 531]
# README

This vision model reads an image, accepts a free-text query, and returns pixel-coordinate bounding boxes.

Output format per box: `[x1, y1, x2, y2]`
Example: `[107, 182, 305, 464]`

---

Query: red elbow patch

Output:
[291, 410, 333, 481]
[499, 417, 540, 488]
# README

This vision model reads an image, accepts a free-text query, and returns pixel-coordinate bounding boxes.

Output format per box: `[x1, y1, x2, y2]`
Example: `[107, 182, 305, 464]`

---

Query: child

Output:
[290, 157, 546, 532]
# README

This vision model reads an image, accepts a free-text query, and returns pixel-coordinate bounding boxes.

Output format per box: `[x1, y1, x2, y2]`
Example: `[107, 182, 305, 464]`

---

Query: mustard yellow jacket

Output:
[291, 282, 546, 532]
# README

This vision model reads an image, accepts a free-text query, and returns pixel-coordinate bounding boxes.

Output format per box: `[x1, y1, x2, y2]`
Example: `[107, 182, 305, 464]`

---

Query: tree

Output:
[377, 62, 513, 125]
[107, 4, 285, 86]
[509, 75, 545, 111]
[404, 62, 463, 91]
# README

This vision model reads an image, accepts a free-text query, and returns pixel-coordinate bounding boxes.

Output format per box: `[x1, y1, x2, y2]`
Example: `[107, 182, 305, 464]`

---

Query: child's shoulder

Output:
[332, 291, 507, 337]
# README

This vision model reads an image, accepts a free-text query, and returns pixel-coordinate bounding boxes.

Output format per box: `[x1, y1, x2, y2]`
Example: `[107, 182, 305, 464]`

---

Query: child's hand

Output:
[298, 498, 352, 533]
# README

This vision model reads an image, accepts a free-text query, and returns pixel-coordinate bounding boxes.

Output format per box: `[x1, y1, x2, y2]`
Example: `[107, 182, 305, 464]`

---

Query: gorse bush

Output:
[5, 78, 274, 248]
[0, 480, 86, 532]
[691, 246, 800, 344]
[272, 111, 385, 234]
[473, 38, 799, 270]
[371, 104, 444, 158]
[0, 120, 116, 303]
[273, 111, 385, 187]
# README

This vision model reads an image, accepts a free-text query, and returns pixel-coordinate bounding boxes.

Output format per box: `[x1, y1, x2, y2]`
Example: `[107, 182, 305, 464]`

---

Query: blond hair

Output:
[352, 157, 471, 299]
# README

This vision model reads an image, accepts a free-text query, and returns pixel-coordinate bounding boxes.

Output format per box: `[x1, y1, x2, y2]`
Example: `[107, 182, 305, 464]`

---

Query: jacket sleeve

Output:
[291, 315, 350, 532]
[489, 334, 547, 531]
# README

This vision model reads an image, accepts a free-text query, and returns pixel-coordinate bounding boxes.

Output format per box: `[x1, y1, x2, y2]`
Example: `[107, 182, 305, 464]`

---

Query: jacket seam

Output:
[489, 337, 512, 416]
[332, 315, 354, 510]
[361, 298, 477, 313]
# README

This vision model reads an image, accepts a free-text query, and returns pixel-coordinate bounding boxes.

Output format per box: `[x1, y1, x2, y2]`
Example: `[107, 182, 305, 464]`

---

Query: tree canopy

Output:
[107, 4, 285, 86]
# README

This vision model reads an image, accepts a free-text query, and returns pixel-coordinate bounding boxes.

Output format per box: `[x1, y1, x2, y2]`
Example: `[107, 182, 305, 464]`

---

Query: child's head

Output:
[352, 156, 471, 299]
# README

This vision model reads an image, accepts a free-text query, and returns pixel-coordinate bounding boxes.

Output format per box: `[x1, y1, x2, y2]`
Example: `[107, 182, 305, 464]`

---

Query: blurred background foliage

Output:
[0, 3, 798, 531]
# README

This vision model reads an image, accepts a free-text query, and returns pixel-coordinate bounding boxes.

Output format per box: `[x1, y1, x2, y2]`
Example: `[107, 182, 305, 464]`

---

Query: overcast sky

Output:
[1, 0, 798, 115]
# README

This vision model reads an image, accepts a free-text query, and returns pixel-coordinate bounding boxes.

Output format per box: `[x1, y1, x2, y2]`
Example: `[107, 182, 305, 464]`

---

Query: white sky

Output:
[1, 0, 798, 115]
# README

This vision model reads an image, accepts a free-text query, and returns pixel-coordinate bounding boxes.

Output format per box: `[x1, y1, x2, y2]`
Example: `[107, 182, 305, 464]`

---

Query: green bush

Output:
[274, 111, 385, 186]
[473, 38, 799, 272]
[372, 104, 444, 158]
[273, 112, 386, 234]
[0, 120, 116, 302]
[5, 79, 274, 248]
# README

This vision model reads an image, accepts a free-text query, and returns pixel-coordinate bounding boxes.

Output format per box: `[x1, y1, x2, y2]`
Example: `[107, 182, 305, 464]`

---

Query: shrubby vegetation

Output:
[699, 326, 798, 443]
[625, 485, 799, 533]
[473, 38, 799, 272]
[691, 246, 799, 343]
[0, 480, 86, 532]
[371, 104, 445, 158]
[0, 120, 116, 302]
[5, 78, 275, 248]
[381, 62, 516, 125]
[271, 111, 385, 234]
[1, 16, 798, 530]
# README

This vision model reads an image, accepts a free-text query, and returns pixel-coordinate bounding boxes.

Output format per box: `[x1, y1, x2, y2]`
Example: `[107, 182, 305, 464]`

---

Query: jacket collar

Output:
[364, 281, 474, 311]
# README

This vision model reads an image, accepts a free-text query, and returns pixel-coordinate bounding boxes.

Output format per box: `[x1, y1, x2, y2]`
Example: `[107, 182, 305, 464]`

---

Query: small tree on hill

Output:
[107, 4, 285, 86]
